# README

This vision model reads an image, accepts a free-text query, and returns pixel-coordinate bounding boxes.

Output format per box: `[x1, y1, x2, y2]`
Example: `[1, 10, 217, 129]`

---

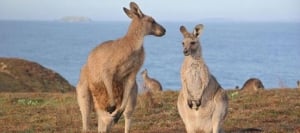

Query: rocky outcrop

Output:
[0, 57, 74, 92]
[60, 16, 92, 23]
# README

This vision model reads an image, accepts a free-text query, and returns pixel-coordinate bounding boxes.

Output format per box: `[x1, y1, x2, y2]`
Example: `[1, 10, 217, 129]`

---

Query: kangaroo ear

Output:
[129, 2, 144, 18]
[193, 24, 204, 38]
[180, 26, 189, 38]
[123, 7, 134, 19]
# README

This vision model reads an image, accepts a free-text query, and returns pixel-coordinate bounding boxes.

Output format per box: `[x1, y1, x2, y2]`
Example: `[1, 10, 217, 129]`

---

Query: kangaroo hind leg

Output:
[77, 71, 92, 132]
[123, 82, 138, 133]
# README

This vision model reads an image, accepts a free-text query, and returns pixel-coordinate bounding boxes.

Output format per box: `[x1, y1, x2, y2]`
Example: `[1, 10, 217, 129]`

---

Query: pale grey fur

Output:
[177, 24, 228, 133]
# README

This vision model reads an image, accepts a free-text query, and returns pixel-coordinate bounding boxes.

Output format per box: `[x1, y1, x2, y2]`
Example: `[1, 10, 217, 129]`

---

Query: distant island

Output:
[60, 16, 92, 23]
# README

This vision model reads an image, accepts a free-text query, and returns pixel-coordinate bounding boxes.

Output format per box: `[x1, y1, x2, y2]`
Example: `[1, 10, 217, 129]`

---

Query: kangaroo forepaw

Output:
[195, 100, 201, 110]
[106, 105, 116, 114]
[187, 99, 201, 110]
[187, 100, 193, 109]
[195, 99, 201, 107]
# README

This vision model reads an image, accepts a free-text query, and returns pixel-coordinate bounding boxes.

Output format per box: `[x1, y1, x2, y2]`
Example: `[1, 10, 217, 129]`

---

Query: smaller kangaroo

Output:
[241, 78, 264, 92]
[177, 24, 228, 133]
[141, 69, 163, 92]
[297, 80, 300, 89]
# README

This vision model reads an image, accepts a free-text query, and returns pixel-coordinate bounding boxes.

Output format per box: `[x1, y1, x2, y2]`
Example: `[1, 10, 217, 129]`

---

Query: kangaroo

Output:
[177, 24, 228, 133]
[76, 2, 165, 133]
[297, 80, 300, 89]
[141, 69, 163, 92]
[241, 78, 264, 92]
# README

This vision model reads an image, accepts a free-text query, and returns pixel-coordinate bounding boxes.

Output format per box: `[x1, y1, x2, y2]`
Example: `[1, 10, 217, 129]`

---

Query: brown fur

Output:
[177, 24, 228, 133]
[241, 78, 264, 92]
[86, 45, 145, 110]
[90, 81, 124, 110]
[76, 2, 165, 133]
[141, 69, 163, 92]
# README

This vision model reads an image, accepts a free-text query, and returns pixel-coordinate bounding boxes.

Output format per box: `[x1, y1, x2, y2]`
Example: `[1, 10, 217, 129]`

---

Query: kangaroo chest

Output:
[181, 59, 210, 96]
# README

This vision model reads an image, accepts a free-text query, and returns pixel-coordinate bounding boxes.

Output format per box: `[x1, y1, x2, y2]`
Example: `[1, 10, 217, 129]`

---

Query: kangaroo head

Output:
[141, 69, 148, 77]
[123, 2, 166, 37]
[180, 24, 204, 57]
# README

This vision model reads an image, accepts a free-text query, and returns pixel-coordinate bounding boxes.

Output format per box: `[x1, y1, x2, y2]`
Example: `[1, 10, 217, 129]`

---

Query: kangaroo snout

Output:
[153, 25, 166, 37]
[183, 48, 190, 56]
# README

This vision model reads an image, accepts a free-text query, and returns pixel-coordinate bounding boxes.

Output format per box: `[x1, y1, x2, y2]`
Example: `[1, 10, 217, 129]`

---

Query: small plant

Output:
[229, 91, 239, 99]
[16, 98, 43, 106]
[22, 129, 34, 133]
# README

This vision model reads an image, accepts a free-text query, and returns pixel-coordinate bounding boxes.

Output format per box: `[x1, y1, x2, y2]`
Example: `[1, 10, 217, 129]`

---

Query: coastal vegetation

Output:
[0, 89, 299, 132]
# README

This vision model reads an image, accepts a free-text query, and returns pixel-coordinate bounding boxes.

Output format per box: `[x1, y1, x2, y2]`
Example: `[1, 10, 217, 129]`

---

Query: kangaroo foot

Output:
[112, 109, 125, 123]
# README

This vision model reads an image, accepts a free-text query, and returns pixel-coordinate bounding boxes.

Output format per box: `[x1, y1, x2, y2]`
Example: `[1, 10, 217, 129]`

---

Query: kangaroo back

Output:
[241, 78, 264, 91]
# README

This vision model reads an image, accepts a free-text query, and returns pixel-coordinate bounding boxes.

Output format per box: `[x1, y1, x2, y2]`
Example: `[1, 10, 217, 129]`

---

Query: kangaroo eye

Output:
[182, 42, 184, 46]
[152, 20, 156, 24]
[190, 41, 196, 45]
[148, 18, 155, 24]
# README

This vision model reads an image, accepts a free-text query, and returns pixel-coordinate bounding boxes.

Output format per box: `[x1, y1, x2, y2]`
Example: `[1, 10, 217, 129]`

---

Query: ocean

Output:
[0, 20, 299, 90]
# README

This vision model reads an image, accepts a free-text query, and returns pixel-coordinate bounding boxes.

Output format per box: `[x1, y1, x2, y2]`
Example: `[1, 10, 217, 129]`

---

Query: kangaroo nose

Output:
[161, 27, 166, 35]
[183, 49, 189, 56]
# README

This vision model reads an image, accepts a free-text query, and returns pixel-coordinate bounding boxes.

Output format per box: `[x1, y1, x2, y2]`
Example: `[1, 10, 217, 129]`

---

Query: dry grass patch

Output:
[0, 88, 299, 132]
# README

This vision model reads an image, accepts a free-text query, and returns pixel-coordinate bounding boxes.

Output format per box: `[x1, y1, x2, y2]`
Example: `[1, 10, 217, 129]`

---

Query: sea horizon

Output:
[1, 20, 299, 90]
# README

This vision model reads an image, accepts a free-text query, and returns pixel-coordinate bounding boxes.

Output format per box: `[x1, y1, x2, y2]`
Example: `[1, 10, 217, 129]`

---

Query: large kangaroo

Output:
[177, 24, 228, 133]
[76, 2, 165, 133]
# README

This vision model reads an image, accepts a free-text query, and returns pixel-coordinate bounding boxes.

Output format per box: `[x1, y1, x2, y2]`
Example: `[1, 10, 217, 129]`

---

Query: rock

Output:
[0, 57, 74, 92]
[60, 16, 92, 23]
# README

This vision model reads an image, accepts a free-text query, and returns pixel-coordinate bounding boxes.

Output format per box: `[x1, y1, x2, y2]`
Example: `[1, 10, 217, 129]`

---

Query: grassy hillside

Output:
[0, 89, 299, 133]
[0, 57, 74, 92]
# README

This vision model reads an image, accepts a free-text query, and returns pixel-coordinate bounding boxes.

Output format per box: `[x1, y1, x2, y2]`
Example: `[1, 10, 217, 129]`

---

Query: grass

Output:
[0, 88, 300, 133]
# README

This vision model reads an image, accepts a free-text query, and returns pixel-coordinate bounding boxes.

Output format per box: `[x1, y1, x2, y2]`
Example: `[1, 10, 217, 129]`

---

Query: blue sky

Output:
[0, 0, 299, 22]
